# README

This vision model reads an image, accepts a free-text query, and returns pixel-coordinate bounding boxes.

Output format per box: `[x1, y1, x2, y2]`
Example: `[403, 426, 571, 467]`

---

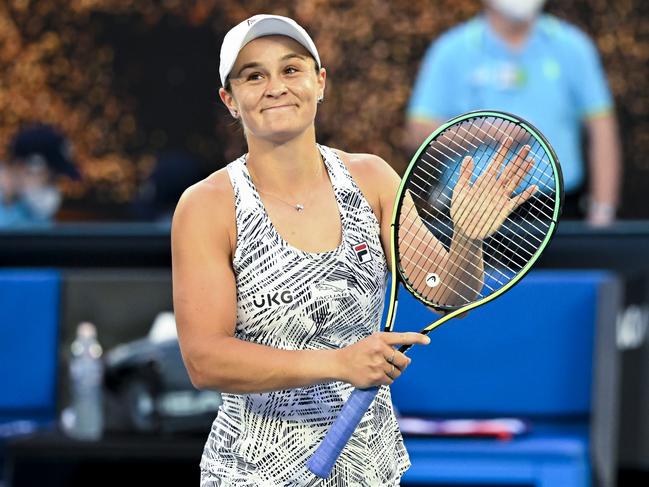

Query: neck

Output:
[245, 126, 325, 198]
[485, 9, 535, 50]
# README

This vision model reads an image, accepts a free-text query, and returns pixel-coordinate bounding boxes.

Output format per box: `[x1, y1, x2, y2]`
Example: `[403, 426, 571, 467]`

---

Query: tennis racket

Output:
[307, 110, 563, 478]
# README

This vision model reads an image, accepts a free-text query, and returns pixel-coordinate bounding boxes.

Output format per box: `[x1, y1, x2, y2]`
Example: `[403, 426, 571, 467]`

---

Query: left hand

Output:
[450, 137, 538, 240]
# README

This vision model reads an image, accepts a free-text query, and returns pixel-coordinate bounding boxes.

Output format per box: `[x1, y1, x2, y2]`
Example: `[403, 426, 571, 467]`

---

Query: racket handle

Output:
[307, 386, 379, 478]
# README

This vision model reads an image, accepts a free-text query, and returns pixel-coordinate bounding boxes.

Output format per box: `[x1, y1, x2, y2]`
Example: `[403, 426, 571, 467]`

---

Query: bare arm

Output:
[172, 174, 340, 393]
[585, 113, 622, 226]
[172, 171, 428, 394]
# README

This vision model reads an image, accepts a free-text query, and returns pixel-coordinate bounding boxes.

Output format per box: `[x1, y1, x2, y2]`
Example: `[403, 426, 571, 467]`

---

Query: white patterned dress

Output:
[200, 145, 410, 486]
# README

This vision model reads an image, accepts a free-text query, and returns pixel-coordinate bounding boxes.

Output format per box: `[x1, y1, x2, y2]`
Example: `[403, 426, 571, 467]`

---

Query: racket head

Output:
[387, 110, 563, 330]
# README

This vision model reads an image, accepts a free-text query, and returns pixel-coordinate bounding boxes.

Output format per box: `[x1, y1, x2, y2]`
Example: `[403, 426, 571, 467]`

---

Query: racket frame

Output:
[387, 110, 564, 337]
[306, 110, 564, 479]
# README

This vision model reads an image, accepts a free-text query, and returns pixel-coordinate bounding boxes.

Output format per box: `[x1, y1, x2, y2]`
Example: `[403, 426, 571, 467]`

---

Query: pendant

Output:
[295, 204, 304, 212]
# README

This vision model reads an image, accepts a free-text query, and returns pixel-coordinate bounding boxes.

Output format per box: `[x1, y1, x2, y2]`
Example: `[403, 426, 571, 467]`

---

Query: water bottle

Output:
[68, 322, 104, 440]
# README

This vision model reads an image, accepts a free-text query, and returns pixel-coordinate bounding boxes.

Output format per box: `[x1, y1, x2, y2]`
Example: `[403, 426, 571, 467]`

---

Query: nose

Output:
[265, 76, 288, 98]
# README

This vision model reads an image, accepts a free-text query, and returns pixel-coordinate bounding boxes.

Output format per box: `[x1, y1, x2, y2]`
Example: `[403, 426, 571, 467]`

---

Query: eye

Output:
[284, 66, 299, 75]
[245, 72, 264, 81]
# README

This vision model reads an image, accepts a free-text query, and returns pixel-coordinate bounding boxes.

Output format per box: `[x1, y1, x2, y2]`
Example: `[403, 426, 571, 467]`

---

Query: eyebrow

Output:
[234, 53, 309, 78]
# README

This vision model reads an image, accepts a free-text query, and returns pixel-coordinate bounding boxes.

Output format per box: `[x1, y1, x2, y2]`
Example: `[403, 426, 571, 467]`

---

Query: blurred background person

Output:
[404, 0, 622, 226]
[0, 125, 80, 227]
[131, 151, 205, 224]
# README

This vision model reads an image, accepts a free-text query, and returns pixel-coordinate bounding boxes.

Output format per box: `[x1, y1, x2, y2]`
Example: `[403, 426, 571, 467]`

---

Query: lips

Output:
[261, 104, 296, 112]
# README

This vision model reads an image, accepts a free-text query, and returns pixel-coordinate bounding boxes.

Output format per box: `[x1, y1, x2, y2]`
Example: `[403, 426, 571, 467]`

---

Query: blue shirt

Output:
[0, 201, 31, 227]
[0, 196, 52, 228]
[407, 15, 613, 193]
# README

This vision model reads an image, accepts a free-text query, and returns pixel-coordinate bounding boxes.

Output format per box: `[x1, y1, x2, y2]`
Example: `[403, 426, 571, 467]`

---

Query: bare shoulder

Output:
[174, 168, 233, 223]
[332, 149, 400, 212]
[333, 149, 398, 184]
[172, 167, 236, 254]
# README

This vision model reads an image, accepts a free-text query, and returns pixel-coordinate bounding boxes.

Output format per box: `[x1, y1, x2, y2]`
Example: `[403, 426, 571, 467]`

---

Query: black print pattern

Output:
[200, 145, 410, 486]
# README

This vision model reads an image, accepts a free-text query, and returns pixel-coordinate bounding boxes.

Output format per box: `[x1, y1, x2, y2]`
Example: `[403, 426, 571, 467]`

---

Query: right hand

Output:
[336, 332, 430, 388]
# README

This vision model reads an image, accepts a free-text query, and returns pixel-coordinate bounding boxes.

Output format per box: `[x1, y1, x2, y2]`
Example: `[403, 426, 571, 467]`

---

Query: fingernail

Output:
[424, 336, 431, 344]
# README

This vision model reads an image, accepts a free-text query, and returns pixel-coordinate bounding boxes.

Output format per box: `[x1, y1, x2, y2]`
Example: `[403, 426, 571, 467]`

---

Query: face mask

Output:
[20, 185, 62, 221]
[487, 0, 546, 22]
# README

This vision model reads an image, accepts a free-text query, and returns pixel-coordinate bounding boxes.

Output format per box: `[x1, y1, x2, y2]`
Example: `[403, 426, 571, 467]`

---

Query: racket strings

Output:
[401, 120, 520, 302]
[415, 140, 554, 238]
[398, 116, 558, 308]
[418, 117, 556, 241]
[417, 147, 548, 251]
[479, 119, 559, 229]
[426, 119, 553, 276]
[410, 120, 554, 301]
[399, 209, 491, 301]
[415, 152, 554, 236]
[399, 226, 500, 299]
[399, 224, 510, 288]
[401, 189, 531, 294]
[401, 118, 515, 300]
[423, 123, 557, 222]
[457, 120, 557, 195]
[418, 132, 555, 224]
[474, 119, 558, 268]
[427, 128, 557, 202]
[406, 170, 544, 250]
[403, 122, 543, 269]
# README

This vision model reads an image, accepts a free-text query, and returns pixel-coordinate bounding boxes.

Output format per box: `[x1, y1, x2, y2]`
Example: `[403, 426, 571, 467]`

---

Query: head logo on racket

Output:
[425, 273, 441, 287]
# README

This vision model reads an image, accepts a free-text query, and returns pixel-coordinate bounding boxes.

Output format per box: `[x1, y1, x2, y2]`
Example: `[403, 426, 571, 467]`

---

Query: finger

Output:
[486, 136, 513, 179]
[508, 184, 539, 211]
[509, 124, 527, 141]
[385, 363, 400, 381]
[500, 145, 530, 185]
[457, 156, 474, 188]
[382, 332, 431, 346]
[390, 351, 411, 372]
[508, 157, 535, 191]
[385, 348, 396, 364]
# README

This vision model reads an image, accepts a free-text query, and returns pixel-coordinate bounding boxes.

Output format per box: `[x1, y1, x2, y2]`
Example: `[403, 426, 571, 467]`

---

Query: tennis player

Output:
[172, 14, 510, 486]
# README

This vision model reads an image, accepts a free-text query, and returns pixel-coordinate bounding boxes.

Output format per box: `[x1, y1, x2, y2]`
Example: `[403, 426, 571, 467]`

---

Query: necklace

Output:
[259, 190, 305, 212]
[248, 153, 325, 213]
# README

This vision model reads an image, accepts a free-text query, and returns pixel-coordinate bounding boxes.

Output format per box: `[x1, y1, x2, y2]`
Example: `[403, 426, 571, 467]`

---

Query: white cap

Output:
[219, 14, 321, 87]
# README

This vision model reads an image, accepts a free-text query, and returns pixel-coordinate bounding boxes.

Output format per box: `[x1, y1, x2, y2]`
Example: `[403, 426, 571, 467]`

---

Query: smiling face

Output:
[219, 35, 326, 145]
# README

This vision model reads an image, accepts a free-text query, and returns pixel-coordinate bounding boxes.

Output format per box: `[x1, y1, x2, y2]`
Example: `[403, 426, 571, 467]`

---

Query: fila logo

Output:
[353, 242, 372, 264]
[252, 290, 294, 309]
[247, 19, 257, 26]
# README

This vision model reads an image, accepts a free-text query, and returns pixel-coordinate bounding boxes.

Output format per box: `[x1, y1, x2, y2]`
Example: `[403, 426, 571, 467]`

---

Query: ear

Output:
[316, 67, 327, 101]
[219, 87, 239, 118]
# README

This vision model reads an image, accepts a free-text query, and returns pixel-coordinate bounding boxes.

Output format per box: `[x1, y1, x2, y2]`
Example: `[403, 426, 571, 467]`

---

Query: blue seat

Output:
[389, 270, 621, 486]
[0, 270, 61, 425]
